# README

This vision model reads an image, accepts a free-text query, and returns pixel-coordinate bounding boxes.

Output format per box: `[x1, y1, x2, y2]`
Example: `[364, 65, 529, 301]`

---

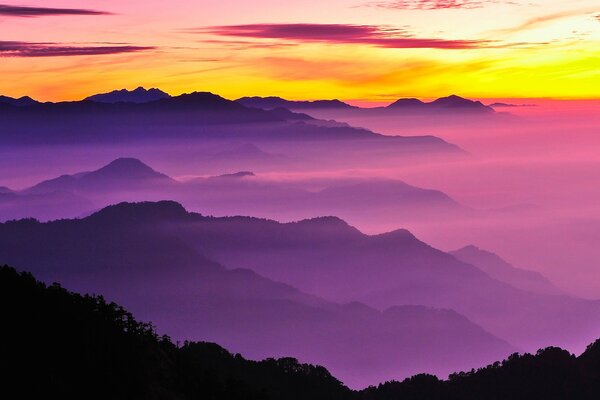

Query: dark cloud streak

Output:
[0, 41, 154, 57]
[0, 4, 111, 17]
[196, 23, 491, 49]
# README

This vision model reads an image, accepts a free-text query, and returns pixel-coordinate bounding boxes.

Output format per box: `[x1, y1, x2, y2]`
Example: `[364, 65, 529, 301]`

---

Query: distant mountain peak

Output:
[162, 92, 245, 110]
[85, 87, 170, 103]
[430, 95, 491, 111]
[89, 157, 172, 181]
[236, 96, 353, 110]
[450, 245, 562, 295]
[387, 98, 425, 108]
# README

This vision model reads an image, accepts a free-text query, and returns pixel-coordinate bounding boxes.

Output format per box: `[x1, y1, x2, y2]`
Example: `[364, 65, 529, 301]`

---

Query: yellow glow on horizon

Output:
[1, 2, 599, 102]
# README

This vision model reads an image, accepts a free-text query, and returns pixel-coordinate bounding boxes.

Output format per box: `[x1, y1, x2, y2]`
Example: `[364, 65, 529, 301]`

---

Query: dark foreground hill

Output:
[2, 265, 600, 400]
[0, 265, 350, 400]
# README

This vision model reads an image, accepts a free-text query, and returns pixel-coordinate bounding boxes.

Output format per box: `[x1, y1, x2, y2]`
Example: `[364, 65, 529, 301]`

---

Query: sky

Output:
[1, 0, 599, 101]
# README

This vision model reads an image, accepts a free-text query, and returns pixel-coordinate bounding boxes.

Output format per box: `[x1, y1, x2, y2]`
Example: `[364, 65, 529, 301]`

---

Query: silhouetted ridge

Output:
[87, 200, 193, 223]
[24, 157, 173, 194]
[430, 95, 491, 111]
[3, 265, 600, 399]
[450, 244, 561, 295]
[372, 228, 419, 242]
[0, 95, 38, 107]
[236, 96, 354, 110]
[293, 216, 358, 230]
[85, 87, 170, 103]
[387, 98, 426, 108]
[156, 91, 246, 110]
[87, 157, 170, 180]
[0, 265, 350, 400]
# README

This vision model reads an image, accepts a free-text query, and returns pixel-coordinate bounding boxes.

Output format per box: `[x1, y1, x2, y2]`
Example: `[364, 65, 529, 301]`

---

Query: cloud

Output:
[493, 9, 599, 35]
[0, 41, 154, 57]
[195, 23, 491, 49]
[0, 4, 111, 17]
[369, 0, 502, 10]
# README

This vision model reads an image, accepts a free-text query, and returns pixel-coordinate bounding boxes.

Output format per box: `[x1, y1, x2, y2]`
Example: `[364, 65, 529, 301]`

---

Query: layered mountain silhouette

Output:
[0, 90, 463, 158]
[25, 158, 175, 194]
[153, 205, 598, 352]
[0, 201, 515, 388]
[84, 87, 170, 103]
[4, 265, 600, 398]
[1, 200, 599, 357]
[237, 96, 356, 110]
[0, 94, 38, 107]
[451, 245, 562, 296]
[0, 158, 468, 223]
[237, 94, 494, 114]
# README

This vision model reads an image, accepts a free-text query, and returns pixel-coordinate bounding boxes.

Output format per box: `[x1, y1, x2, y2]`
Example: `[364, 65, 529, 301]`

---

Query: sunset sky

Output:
[1, 0, 599, 101]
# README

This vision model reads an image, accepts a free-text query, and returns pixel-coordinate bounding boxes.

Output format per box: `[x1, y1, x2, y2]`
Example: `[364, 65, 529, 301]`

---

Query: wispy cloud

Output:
[0, 4, 111, 17]
[367, 0, 512, 10]
[493, 9, 599, 35]
[194, 23, 491, 49]
[0, 41, 154, 57]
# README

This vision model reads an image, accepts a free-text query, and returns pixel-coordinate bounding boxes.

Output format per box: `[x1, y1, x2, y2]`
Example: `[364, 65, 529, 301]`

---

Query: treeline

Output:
[1, 265, 599, 400]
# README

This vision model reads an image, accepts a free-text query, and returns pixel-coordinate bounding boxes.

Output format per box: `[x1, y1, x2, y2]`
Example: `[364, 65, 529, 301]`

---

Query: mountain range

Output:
[238, 94, 495, 114]
[0, 201, 515, 388]
[0, 90, 463, 163]
[84, 87, 170, 103]
[4, 264, 600, 399]
[450, 245, 562, 296]
[0, 94, 38, 107]
[0, 157, 469, 223]
[1, 201, 599, 379]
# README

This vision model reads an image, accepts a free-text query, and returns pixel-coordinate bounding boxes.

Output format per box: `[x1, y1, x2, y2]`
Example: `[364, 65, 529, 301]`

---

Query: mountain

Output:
[3, 265, 600, 399]
[314, 180, 465, 213]
[237, 96, 354, 110]
[387, 98, 426, 109]
[25, 158, 175, 194]
[428, 95, 493, 112]
[164, 207, 599, 352]
[0, 186, 13, 194]
[0, 95, 38, 107]
[0, 265, 352, 400]
[361, 342, 600, 400]
[1, 200, 598, 356]
[450, 245, 562, 295]
[84, 86, 170, 103]
[0, 201, 515, 388]
[237, 95, 494, 115]
[0, 91, 461, 156]
[4, 158, 470, 225]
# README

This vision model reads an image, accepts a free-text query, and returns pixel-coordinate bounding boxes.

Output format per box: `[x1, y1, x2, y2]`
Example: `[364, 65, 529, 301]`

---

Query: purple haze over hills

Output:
[0, 201, 515, 388]
[2, 88, 600, 389]
[450, 245, 562, 296]
[0, 157, 470, 223]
